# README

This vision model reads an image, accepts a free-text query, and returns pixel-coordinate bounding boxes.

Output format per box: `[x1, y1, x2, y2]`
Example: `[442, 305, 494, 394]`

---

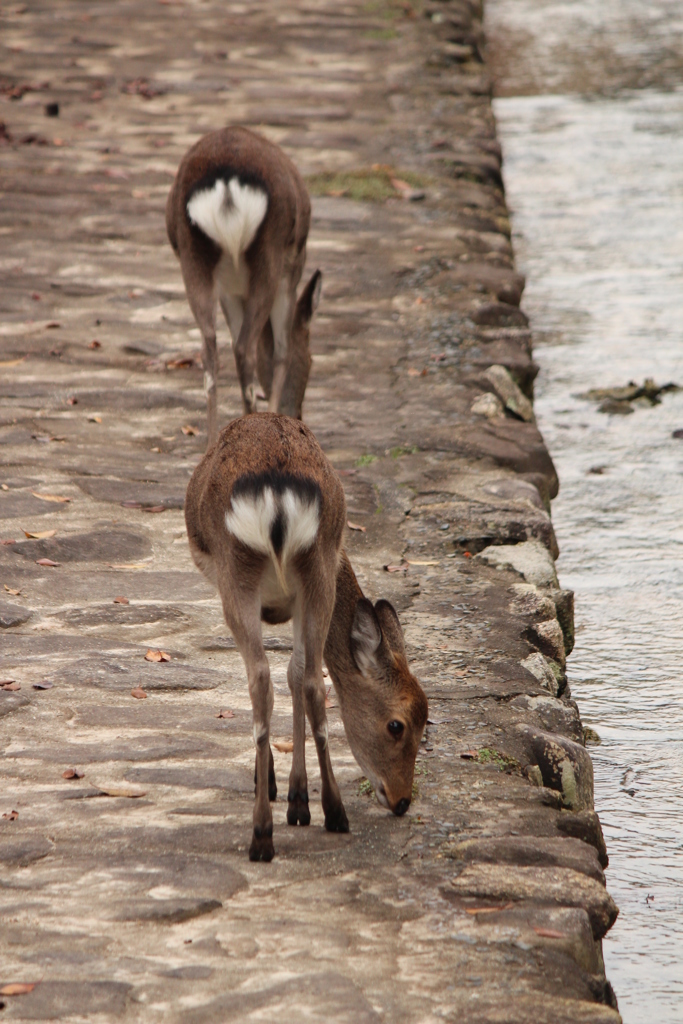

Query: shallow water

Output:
[486, 13, 683, 1021]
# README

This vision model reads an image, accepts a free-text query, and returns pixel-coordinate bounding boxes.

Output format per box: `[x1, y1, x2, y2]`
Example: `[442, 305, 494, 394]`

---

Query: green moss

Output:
[358, 777, 374, 797]
[390, 445, 419, 458]
[355, 453, 377, 467]
[306, 167, 428, 203]
[474, 748, 521, 773]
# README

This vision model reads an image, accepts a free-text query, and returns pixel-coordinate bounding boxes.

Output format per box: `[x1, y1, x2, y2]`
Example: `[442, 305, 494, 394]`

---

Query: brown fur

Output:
[167, 127, 320, 443]
[185, 414, 428, 862]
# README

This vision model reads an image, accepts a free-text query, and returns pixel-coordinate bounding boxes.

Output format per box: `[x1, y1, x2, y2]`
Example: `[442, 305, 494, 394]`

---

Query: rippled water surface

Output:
[486, 13, 683, 1021]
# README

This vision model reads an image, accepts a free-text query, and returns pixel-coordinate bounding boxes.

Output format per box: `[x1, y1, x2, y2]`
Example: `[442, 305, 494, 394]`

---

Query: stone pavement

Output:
[0, 1, 620, 1020]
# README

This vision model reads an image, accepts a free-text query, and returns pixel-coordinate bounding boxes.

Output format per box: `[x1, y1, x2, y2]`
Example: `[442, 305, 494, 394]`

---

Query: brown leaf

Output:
[62, 768, 84, 779]
[88, 340, 101, 349]
[141, 505, 165, 513]
[33, 681, 53, 689]
[66, 396, 78, 405]
[2, 810, 19, 820]
[4, 584, 21, 595]
[347, 521, 366, 533]
[145, 649, 170, 663]
[384, 563, 407, 573]
[2, 682, 21, 691]
[0, 983, 35, 996]
[166, 356, 195, 369]
[120, 500, 143, 508]
[23, 529, 56, 539]
[325, 685, 336, 709]
[35, 558, 60, 567]
[107, 562, 148, 570]
[534, 927, 567, 939]
[94, 785, 146, 798]
[215, 708, 235, 719]
[181, 424, 198, 436]
[88, 415, 102, 423]
[31, 492, 71, 503]
[273, 740, 294, 753]
[131, 687, 147, 699]
[460, 750, 478, 759]
[0, 357, 27, 368]
[113, 596, 129, 604]
[406, 559, 439, 566]
[45, 321, 61, 329]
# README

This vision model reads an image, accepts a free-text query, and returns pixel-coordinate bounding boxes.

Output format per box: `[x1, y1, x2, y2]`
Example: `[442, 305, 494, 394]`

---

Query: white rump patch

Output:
[186, 177, 268, 268]
[225, 486, 320, 589]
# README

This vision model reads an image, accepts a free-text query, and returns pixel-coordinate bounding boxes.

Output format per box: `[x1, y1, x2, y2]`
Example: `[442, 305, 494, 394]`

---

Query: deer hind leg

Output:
[233, 272, 280, 415]
[300, 566, 349, 834]
[182, 266, 218, 446]
[268, 276, 295, 414]
[286, 612, 310, 826]
[219, 585, 275, 862]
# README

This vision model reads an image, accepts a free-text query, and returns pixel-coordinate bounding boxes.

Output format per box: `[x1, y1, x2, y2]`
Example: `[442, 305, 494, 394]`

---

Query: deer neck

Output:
[323, 550, 364, 692]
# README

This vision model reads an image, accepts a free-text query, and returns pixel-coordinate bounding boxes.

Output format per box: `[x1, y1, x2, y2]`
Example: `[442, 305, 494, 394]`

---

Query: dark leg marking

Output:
[249, 822, 274, 863]
[287, 787, 311, 827]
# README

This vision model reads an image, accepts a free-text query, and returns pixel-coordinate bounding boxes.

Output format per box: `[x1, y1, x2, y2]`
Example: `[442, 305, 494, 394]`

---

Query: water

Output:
[486, 3, 683, 1020]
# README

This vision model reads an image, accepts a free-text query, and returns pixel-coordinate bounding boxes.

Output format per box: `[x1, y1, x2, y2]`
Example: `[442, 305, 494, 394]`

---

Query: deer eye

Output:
[387, 720, 404, 739]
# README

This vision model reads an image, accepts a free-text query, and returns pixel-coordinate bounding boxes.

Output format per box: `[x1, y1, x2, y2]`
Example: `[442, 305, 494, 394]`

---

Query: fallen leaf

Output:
[166, 356, 195, 369]
[384, 563, 408, 573]
[2, 682, 21, 691]
[33, 681, 53, 689]
[150, 446, 161, 453]
[534, 927, 567, 939]
[215, 708, 235, 719]
[45, 321, 61, 329]
[131, 687, 147, 699]
[465, 902, 514, 916]
[460, 750, 478, 759]
[0, 357, 27, 368]
[88, 415, 102, 423]
[113, 595, 129, 604]
[23, 529, 56, 539]
[181, 424, 198, 436]
[88, 340, 101, 349]
[2, 810, 19, 820]
[107, 562, 149, 570]
[325, 685, 336, 709]
[66, 396, 78, 405]
[4, 585, 21, 595]
[407, 367, 423, 376]
[62, 768, 84, 779]
[1, 539, 16, 546]
[94, 785, 146, 798]
[31, 492, 71, 503]
[347, 521, 366, 533]
[273, 740, 294, 753]
[337, 468, 357, 477]
[406, 559, 439, 566]
[463, 551, 473, 558]
[0, 983, 34, 996]
[145, 649, 170, 663]
[141, 505, 165, 513]
[120, 500, 143, 508]
[35, 558, 60, 567]
[453, 669, 468, 677]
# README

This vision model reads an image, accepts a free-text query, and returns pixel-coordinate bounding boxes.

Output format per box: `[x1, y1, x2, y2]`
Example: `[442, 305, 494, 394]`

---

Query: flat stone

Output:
[0, 981, 131, 1020]
[471, 302, 529, 327]
[160, 965, 214, 979]
[61, 604, 189, 628]
[510, 694, 584, 744]
[445, 835, 605, 883]
[0, 836, 53, 867]
[0, 691, 29, 717]
[483, 364, 535, 422]
[447, 863, 618, 939]
[9, 530, 151, 564]
[75, 476, 186, 509]
[476, 539, 559, 589]
[557, 810, 609, 868]
[125, 767, 253, 792]
[0, 602, 32, 628]
[115, 898, 222, 923]
[53, 657, 222, 692]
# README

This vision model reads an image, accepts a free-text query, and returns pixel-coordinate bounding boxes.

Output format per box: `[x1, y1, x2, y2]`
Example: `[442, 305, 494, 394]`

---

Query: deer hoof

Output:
[324, 803, 350, 833]
[287, 789, 310, 826]
[249, 824, 274, 862]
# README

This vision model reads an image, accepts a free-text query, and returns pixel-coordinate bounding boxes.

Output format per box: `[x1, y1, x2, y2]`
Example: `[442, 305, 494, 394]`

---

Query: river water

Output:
[485, 2, 683, 1021]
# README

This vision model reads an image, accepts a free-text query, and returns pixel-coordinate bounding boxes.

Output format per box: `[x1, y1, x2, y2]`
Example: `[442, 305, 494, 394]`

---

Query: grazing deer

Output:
[185, 414, 428, 862]
[167, 127, 321, 444]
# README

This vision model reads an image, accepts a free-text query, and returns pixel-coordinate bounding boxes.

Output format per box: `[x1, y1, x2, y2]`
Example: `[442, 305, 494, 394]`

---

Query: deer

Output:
[185, 413, 429, 862]
[166, 127, 321, 445]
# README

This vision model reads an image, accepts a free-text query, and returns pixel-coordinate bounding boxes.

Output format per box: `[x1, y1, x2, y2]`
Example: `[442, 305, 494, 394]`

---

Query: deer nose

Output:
[394, 797, 410, 817]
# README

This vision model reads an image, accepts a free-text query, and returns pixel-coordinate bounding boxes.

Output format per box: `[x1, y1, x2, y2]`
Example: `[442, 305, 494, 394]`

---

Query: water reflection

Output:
[493, 91, 683, 1022]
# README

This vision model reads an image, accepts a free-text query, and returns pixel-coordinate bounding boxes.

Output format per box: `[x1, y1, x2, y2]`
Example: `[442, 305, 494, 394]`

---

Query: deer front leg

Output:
[234, 282, 277, 415]
[248, 653, 275, 862]
[286, 633, 310, 826]
[181, 265, 219, 447]
[268, 277, 294, 414]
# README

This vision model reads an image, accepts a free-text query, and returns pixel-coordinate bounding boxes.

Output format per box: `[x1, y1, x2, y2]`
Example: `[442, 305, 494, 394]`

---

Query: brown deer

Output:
[185, 414, 428, 862]
[167, 127, 321, 444]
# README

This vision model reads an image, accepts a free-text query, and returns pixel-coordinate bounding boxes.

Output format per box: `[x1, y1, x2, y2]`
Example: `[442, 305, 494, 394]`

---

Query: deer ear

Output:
[351, 597, 382, 674]
[296, 269, 322, 323]
[374, 599, 406, 657]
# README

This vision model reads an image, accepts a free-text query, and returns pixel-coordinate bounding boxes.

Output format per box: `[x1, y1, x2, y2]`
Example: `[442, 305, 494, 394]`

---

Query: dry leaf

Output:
[107, 562, 149, 570]
[465, 903, 514, 916]
[460, 750, 478, 759]
[384, 563, 407, 573]
[31, 492, 71, 503]
[141, 505, 165, 513]
[534, 927, 567, 939]
[131, 687, 147, 699]
[407, 367, 423, 376]
[406, 559, 439, 566]
[45, 322, 61, 329]
[88, 415, 102, 423]
[215, 708, 235, 719]
[35, 558, 60, 567]
[113, 596, 129, 604]
[0, 357, 27, 368]
[0, 983, 35, 996]
[347, 521, 366, 533]
[166, 356, 195, 369]
[4, 585, 21, 595]
[62, 767, 84, 779]
[2, 810, 19, 820]
[181, 424, 198, 436]
[88, 340, 101, 349]
[94, 785, 146, 798]
[120, 500, 143, 508]
[273, 740, 294, 753]
[325, 685, 336, 709]
[33, 681, 53, 689]
[145, 649, 170, 663]
[2, 682, 21, 691]
[23, 529, 56, 539]
[66, 396, 78, 405]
